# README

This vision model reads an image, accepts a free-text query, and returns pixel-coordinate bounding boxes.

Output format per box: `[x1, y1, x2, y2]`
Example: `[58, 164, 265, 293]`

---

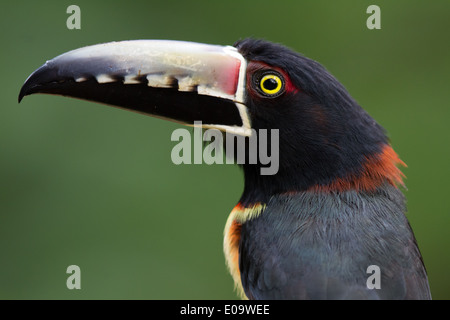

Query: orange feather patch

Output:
[224, 202, 265, 299]
[310, 144, 406, 193]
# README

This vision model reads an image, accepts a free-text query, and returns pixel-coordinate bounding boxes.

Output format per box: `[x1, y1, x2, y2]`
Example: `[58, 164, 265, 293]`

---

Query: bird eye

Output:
[258, 73, 284, 97]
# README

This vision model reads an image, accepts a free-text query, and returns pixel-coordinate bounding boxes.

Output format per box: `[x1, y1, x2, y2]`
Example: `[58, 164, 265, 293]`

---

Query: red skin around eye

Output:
[246, 61, 300, 99]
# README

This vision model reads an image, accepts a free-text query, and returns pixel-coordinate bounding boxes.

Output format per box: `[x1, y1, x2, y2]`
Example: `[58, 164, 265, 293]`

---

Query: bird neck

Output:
[239, 143, 405, 206]
[307, 144, 405, 193]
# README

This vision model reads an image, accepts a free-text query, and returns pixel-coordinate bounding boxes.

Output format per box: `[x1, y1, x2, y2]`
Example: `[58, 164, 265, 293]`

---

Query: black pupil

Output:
[263, 78, 278, 91]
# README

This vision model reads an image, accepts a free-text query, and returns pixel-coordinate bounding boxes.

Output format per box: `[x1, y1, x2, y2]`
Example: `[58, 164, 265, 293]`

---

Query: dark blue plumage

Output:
[239, 184, 430, 299]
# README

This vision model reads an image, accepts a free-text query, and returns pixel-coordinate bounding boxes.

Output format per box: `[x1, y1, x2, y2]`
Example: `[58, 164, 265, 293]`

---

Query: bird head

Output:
[19, 38, 405, 204]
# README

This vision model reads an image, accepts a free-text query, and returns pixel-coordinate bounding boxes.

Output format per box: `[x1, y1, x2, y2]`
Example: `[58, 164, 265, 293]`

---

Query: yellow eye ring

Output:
[260, 74, 283, 95]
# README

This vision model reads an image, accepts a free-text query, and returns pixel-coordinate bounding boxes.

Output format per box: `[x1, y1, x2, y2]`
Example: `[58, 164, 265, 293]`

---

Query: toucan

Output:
[19, 38, 431, 299]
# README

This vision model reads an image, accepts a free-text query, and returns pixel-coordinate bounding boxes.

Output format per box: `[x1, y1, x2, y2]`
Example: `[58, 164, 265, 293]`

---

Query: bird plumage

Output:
[238, 184, 430, 299]
[223, 38, 431, 299]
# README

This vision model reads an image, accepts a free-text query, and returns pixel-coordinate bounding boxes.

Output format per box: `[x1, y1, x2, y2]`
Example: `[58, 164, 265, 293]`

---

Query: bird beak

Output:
[19, 40, 251, 136]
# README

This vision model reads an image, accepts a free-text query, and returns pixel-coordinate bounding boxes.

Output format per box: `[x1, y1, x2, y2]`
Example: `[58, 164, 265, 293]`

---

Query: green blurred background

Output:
[1, 0, 449, 299]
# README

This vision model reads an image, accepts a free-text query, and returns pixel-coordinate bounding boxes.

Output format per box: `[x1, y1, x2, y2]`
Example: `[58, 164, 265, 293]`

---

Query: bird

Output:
[19, 38, 431, 300]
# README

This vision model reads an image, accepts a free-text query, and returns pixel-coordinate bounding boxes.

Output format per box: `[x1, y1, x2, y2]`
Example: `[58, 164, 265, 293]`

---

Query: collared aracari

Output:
[19, 38, 431, 299]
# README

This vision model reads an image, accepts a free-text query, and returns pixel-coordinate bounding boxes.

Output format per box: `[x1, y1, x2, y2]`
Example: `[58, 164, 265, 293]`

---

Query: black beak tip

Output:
[18, 71, 39, 103]
[18, 80, 41, 103]
[18, 62, 58, 103]
[18, 86, 27, 103]
[18, 81, 42, 103]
